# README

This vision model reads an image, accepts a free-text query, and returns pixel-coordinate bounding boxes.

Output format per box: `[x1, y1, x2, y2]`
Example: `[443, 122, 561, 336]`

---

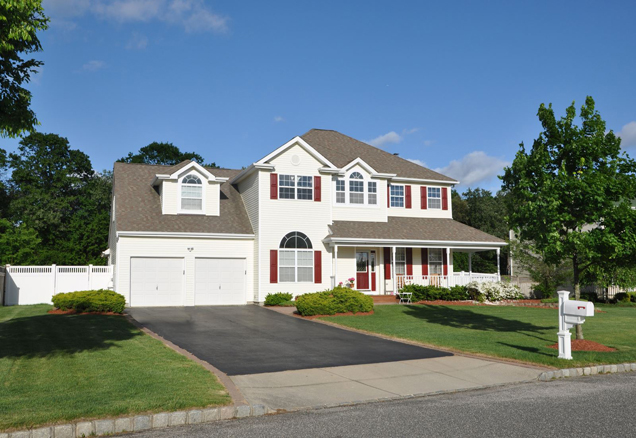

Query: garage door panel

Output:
[130, 258, 183, 307]
[195, 258, 246, 306]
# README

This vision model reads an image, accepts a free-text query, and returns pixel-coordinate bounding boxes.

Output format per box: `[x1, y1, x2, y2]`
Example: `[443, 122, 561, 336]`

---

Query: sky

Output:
[3, 0, 636, 191]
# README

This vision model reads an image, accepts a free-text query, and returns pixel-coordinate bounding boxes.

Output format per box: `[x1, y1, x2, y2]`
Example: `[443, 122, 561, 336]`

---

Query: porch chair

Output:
[397, 291, 412, 304]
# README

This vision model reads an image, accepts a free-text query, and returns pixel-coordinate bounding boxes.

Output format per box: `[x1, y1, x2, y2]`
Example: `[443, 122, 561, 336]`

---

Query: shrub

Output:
[466, 281, 523, 302]
[264, 292, 294, 306]
[614, 292, 630, 303]
[51, 289, 126, 313]
[295, 286, 373, 316]
[399, 284, 469, 302]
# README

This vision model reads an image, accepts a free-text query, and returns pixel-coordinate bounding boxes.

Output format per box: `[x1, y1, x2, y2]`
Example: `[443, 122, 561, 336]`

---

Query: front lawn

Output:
[319, 304, 636, 368]
[0, 305, 230, 431]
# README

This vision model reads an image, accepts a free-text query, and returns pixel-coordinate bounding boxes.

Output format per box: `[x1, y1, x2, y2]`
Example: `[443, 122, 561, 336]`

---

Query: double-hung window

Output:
[390, 184, 405, 208]
[394, 248, 406, 275]
[181, 174, 203, 211]
[428, 248, 443, 275]
[368, 182, 377, 205]
[349, 172, 364, 204]
[428, 187, 441, 209]
[279, 232, 314, 282]
[279, 175, 313, 200]
[336, 179, 345, 203]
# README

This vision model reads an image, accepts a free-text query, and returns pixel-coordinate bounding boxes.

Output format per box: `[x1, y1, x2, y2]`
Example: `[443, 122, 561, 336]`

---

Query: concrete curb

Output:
[0, 405, 270, 438]
[538, 363, 636, 381]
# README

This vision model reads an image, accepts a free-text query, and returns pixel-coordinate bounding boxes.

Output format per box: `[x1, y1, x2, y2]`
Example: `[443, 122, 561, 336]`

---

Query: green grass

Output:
[0, 305, 230, 431]
[319, 304, 636, 368]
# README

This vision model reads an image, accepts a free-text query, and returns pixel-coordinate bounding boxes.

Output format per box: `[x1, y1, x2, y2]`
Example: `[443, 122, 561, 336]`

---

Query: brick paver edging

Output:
[538, 363, 636, 381]
[0, 404, 270, 438]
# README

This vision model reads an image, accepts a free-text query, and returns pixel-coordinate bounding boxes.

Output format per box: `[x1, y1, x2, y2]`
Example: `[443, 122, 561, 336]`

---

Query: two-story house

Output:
[108, 129, 506, 307]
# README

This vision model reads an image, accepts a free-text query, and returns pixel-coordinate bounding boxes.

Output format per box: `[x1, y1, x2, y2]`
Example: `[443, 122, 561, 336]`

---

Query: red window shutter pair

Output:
[405, 185, 412, 209]
[270, 249, 322, 284]
[270, 173, 278, 199]
[406, 248, 413, 275]
[421, 248, 429, 275]
[314, 176, 321, 202]
[383, 247, 391, 280]
[421, 186, 427, 209]
[442, 187, 449, 210]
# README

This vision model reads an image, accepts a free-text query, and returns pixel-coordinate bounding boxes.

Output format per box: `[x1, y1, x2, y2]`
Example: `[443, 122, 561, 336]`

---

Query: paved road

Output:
[127, 306, 450, 375]
[129, 373, 636, 438]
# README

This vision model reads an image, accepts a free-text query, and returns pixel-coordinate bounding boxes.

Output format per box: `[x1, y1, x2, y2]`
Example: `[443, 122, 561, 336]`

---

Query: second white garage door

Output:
[195, 258, 246, 305]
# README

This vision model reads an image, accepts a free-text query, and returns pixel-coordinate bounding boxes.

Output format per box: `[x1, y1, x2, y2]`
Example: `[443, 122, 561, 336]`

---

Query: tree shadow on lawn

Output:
[403, 305, 555, 340]
[497, 342, 555, 358]
[0, 314, 142, 359]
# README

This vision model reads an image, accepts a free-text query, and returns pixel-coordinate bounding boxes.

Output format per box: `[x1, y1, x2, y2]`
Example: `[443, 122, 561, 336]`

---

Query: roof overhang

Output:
[152, 162, 227, 186]
[229, 163, 276, 185]
[323, 236, 507, 249]
[390, 176, 460, 185]
[117, 231, 255, 240]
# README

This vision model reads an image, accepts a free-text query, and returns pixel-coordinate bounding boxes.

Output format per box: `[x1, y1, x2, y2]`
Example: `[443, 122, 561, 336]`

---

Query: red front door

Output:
[356, 251, 369, 290]
[370, 251, 377, 292]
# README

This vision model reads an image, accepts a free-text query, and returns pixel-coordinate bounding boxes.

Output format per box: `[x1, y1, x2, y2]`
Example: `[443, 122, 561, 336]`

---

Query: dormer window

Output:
[180, 174, 203, 211]
[334, 171, 379, 207]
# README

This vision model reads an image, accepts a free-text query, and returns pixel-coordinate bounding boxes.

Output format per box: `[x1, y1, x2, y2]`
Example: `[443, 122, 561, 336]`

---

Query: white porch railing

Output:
[397, 272, 499, 290]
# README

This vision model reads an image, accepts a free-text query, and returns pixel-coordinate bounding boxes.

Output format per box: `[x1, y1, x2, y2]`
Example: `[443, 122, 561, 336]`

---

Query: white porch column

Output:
[334, 245, 338, 287]
[392, 246, 397, 293]
[446, 247, 451, 287]
[468, 252, 473, 281]
[496, 248, 501, 281]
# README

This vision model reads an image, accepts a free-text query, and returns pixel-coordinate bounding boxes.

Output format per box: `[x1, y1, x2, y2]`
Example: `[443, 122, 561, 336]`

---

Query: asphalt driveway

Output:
[127, 306, 451, 375]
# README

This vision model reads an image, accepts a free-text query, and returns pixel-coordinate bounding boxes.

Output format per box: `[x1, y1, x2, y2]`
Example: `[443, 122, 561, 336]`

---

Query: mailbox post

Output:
[557, 290, 595, 360]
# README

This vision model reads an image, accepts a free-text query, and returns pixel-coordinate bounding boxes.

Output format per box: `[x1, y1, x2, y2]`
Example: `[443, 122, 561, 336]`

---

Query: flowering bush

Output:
[466, 281, 523, 302]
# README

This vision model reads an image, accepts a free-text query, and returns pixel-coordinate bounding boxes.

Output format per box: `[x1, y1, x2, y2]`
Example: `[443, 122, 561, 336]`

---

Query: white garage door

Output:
[130, 258, 184, 307]
[195, 258, 246, 305]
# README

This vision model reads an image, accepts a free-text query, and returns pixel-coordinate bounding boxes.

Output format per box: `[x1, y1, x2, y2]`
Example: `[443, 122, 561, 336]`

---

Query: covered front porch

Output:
[327, 243, 502, 295]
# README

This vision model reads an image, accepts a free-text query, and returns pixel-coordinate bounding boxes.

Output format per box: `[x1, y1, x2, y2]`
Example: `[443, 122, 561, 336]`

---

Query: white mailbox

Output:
[557, 291, 595, 360]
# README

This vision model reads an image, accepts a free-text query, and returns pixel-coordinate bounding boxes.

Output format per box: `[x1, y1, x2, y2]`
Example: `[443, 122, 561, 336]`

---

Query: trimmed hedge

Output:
[264, 292, 294, 306]
[295, 286, 374, 316]
[51, 289, 126, 314]
[399, 284, 469, 302]
[615, 292, 636, 303]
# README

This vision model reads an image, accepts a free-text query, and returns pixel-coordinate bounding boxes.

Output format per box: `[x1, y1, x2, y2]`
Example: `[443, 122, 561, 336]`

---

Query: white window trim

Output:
[428, 248, 443, 275]
[390, 184, 405, 209]
[278, 249, 314, 283]
[333, 170, 380, 208]
[428, 187, 442, 210]
[278, 174, 314, 201]
[178, 173, 206, 215]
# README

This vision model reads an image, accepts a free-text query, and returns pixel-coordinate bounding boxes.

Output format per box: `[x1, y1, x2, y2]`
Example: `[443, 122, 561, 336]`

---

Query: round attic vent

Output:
[291, 154, 301, 166]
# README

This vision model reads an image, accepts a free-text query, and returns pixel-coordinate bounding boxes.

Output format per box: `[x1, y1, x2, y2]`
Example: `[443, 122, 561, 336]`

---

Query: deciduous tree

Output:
[501, 97, 636, 339]
[118, 142, 217, 167]
[0, 0, 49, 137]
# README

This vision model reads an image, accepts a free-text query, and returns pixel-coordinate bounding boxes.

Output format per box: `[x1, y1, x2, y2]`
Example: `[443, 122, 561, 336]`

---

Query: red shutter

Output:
[422, 248, 429, 276]
[384, 247, 391, 280]
[270, 250, 278, 283]
[405, 185, 412, 209]
[421, 186, 427, 209]
[442, 187, 448, 210]
[314, 250, 322, 283]
[270, 173, 278, 200]
[314, 176, 321, 202]
[443, 250, 448, 276]
[406, 248, 413, 275]
[387, 185, 390, 208]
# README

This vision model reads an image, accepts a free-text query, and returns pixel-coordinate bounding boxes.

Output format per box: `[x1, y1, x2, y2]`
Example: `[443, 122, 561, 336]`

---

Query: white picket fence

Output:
[3, 265, 113, 306]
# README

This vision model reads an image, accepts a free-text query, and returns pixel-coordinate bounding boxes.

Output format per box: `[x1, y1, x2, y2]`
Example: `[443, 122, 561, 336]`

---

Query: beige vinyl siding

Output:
[258, 144, 332, 301]
[331, 165, 388, 223]
[205, 181, 220, 216]
[115, 236, 254, 306]
[162, 180, 178, 215]
[238, 171, 260, 301]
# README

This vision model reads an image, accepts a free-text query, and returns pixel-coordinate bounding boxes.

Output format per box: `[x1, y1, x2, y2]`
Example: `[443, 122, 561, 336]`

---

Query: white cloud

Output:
[46, 0, 228, 34]
[407, 158, 427, 168]
[423, 140, 435, 147]
[81, 60, 106, 72]
[367, 131, 403, 148]
[274, 116, 285, 123]
[126, 32, 148, 49]
[435, 151, 509, 187]
[403, 128, 419, 135]
[618, 121, 636, 148]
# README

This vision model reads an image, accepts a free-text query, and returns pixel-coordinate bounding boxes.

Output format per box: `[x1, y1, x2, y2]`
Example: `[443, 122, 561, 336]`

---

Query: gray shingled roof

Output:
[301, 129, 457, 182]
[329, 218, 506, 244]
[113, 162, 254, 234]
